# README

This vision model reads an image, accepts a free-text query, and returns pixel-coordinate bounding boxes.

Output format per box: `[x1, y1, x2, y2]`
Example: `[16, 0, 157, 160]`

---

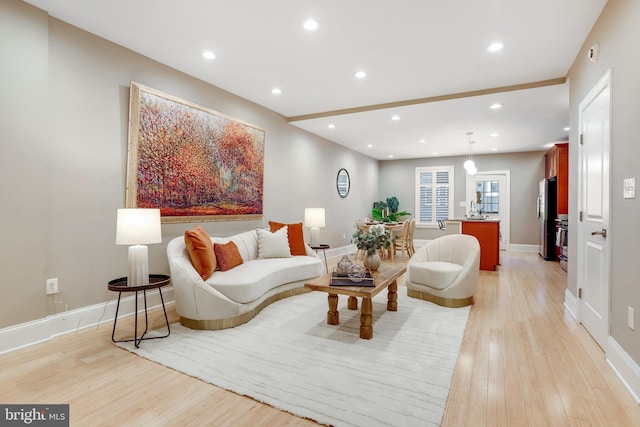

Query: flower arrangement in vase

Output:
[351, 226, 391, 271]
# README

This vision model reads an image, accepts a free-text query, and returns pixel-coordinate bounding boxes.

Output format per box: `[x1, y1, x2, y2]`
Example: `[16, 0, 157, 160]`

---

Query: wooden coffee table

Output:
[304, 260, 407, 339]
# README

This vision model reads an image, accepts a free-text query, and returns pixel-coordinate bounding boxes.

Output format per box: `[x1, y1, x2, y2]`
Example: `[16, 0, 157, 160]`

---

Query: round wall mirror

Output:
[336, 168, 350, 198]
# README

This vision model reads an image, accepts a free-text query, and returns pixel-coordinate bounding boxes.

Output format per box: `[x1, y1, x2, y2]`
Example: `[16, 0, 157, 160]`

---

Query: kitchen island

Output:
[446, 219, 500, 271]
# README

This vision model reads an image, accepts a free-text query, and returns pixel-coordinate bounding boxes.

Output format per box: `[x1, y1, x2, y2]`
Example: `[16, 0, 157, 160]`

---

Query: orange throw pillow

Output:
[269, 221, 306, 256]
[214, 241, 244, 271]
[184, 225, 216, 280]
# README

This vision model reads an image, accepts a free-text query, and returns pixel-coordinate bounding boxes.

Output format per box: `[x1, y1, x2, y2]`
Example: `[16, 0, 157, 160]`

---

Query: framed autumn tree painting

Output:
[126, 83, 265, 223]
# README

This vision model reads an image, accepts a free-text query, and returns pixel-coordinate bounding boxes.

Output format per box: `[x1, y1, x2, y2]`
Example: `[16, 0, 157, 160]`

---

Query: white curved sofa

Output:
[405, 234, 480, 307]
[167, 229, 324, 330]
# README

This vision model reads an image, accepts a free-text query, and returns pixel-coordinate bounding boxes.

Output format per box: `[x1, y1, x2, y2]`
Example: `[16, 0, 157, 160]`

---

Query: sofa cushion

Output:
[257, 227, 292, 259]
[206, 257, 322, 304]
[269, 221, 306, 256]
[213, 230, 259, 262]
[409, 261, 463, 290]
[214, 241, 244, 271]
[184, 225, 216, 280]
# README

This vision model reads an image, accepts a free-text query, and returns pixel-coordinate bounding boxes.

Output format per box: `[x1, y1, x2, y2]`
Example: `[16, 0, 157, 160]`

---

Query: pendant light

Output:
[464, 132, 477, 176]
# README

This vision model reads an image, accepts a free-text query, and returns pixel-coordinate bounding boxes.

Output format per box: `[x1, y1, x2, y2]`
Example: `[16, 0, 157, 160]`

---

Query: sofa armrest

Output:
[167, 237, 239, 319]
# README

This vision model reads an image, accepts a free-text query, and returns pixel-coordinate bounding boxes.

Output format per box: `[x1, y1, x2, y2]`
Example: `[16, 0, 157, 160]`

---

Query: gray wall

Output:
[0, 0, 378, 329]
[567, 0, 640, 364]
[378, 151, 545, 244]
[0, 0, 50, 327]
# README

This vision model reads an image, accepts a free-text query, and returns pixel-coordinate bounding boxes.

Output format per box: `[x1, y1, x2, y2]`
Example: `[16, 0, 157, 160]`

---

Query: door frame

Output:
[466, 169, 511, 250]
[576, 69, 612, 349]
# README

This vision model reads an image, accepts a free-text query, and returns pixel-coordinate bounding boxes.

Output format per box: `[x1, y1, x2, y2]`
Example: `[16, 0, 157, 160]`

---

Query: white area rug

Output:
[117, 290, 470, 427]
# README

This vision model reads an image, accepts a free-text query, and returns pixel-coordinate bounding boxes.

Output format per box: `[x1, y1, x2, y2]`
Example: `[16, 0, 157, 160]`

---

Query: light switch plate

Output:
[623, 177, 635, 199]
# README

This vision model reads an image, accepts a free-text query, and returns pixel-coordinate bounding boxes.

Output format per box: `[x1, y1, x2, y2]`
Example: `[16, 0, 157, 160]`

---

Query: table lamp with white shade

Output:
[304, 208, 325, 247]
[116, 208, 162, 287]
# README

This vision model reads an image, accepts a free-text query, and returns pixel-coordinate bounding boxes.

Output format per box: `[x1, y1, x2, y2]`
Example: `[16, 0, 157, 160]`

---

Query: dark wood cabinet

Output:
[545, 146, 557, 178]
[544, 143, 568, 215]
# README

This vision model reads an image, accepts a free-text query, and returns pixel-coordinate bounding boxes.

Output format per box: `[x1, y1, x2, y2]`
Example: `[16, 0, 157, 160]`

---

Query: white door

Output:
[577, 70, 611, 350]
[467, 171, 510, 250]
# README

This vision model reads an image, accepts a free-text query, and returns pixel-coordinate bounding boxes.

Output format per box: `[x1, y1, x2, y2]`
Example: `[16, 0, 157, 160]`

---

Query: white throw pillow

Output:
[257, 226, 292, 259]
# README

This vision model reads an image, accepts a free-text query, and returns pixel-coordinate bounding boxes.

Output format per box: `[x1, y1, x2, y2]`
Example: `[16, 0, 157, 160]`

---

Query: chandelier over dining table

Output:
[463, 131, 477, 176]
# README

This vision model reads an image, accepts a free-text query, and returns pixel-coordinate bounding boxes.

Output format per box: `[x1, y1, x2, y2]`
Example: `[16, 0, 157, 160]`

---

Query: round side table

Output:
[108, 274, 171, 348]
[310, 244, 330, 274]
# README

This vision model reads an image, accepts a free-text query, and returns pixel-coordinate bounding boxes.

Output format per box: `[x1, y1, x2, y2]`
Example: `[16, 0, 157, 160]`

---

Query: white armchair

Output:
[405, 234, 480, 307]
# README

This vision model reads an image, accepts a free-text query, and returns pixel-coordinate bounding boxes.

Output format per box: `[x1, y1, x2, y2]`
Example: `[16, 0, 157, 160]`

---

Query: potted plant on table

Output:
[351, 226, 392, 271]
[371, 196, 411, 223]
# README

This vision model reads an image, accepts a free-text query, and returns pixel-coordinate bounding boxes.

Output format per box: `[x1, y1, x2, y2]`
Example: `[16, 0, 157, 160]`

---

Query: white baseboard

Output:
[564, 295, 640, 403]
[326, 242, 431, 260]
[324, 244, 355, 260]
[607, 337, 640, 403]
[564, 288, 578, 321]
[0, 287, 174, 355]
[328, 242, 540, 258]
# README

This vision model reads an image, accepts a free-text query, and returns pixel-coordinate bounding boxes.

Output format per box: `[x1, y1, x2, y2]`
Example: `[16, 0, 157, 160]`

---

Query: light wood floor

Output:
[1, 251, 639, 426]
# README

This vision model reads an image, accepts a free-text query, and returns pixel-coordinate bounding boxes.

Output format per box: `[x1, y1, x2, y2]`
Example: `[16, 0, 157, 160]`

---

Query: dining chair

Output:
[355, 219, 366, 259]
[407, 218, 416, 256]
[392, 220, 412, 259]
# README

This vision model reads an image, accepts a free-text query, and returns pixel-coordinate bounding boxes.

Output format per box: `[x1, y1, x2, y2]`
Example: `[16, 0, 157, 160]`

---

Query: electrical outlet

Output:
[46, 278, 59, 295]
[624, 178, 636, 199]
[628, 306, 635, 330]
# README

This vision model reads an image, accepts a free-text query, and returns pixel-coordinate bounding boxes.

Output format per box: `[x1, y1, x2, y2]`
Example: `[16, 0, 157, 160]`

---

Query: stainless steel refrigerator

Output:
[538, 177, 557, 260]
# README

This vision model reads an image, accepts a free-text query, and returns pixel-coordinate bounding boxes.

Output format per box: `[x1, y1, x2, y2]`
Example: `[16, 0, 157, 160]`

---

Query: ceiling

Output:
[23, 0, 608, 160]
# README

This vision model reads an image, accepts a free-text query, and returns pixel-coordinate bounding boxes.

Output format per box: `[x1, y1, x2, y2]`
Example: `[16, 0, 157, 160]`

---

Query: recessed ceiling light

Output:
[490, 133, 500, 137]
[367, 144, 373, 148]
[489, 103, 503, 110]
[303, 19, 319, 31]
[492, 148, 498, 152]
[419, 139, 426, 144]
[564, 126, 570, 131]
[388, 155, 394, 158]
[391, 115, 400, 121]
[487, 42, 504, 52]
[354, 70, 367, 79]
[201, 50, 216, 60]
[328, 123, 335, 129]
[432, 152, 438, 156]
[271, 87, 282, 95]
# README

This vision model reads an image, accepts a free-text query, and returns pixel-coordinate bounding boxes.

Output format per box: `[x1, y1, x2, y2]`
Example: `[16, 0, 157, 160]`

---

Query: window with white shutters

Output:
[415, 166, 454, 226]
